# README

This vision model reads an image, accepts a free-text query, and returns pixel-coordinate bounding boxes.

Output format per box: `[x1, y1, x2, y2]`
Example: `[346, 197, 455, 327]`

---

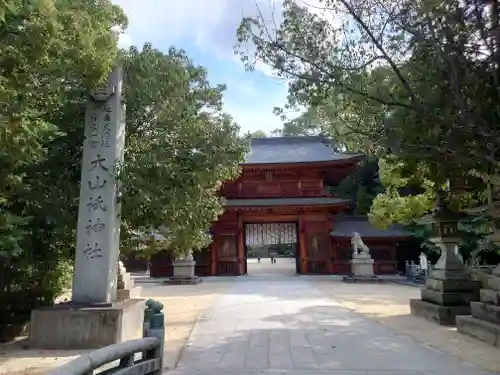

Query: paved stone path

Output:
[170, 275, 496, 375]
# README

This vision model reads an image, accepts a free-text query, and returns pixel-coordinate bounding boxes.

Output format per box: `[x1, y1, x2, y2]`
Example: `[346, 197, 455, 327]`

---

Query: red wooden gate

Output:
[216, 235, 239, 276]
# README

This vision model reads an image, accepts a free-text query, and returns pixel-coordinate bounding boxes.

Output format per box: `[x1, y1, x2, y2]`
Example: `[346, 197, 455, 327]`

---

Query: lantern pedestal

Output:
[164, 253, 202, 285]
[456, 232, 500, 346]
[410, 238, 480, 326]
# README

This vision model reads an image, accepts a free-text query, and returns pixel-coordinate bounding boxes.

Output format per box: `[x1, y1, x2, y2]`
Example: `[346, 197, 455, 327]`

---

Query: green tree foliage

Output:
[330, 156, 384, 214]
[120, 44, 248, 256]
[273, 110, 324, 137]
[368, 157, 435, 228]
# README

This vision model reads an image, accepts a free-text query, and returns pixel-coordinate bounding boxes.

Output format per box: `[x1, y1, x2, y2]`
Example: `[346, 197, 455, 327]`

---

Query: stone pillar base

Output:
[163, 276, 203, 285]
[29, 299, 145, 349]
[409, 255, 479, 326]
[410, 298, 470, 326]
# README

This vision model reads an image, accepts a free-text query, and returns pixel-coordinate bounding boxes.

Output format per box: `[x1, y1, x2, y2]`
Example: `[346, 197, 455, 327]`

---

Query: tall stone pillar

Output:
[71, 68, 125, 304]
[29, 68, 145, 349]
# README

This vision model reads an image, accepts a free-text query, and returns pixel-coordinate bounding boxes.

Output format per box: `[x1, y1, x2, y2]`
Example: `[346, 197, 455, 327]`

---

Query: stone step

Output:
[480, 288, 500, 304]
[421, 289, 477, 306]
[487, 275, 500, 291]
[117, 273, 131, 284]
[116, 286, 142, 301]
[470, 301, 500, 325]
[456, 315, 500, 347]
[425, 278, 479, 293]
[117, 279, 134, 290]
[430, 269, 472, 281]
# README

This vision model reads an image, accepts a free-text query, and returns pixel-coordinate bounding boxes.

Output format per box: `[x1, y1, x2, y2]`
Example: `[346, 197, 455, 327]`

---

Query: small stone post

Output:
[144, 300, 165, 374]
[410, 261, 417, 280]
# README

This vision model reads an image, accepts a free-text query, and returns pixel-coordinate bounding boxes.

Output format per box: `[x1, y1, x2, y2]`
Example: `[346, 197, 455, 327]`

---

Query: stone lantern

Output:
[422, 194, 469, 273]
[410, 191, 480, 325]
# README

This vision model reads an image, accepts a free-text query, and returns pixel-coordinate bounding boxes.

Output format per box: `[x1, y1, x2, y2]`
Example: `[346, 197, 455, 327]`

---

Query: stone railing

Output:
[405, 261, 430, 283]
[48, 337, 162, 375]
[406, 260, 496, 286]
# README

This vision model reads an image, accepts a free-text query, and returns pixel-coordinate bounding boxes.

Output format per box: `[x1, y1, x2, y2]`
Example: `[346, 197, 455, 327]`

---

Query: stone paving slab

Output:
[170, 276, 496, 375]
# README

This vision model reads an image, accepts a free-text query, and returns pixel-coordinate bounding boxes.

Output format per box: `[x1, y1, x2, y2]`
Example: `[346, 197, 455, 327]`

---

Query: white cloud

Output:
[113, 0, 286, 76]
[110, 0, 297, 134]
[113, 0, 277, 55]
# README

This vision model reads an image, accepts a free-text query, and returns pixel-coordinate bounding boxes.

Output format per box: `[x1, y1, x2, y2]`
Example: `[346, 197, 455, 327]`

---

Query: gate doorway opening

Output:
[244, 222, 299, 276]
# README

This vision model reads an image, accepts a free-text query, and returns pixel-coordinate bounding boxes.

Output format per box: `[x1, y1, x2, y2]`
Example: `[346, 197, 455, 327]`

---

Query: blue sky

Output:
[112, 0, 297, 135]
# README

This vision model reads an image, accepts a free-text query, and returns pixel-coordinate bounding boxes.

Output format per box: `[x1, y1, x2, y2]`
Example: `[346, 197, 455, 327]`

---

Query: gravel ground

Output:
[313, 280, 500, 373]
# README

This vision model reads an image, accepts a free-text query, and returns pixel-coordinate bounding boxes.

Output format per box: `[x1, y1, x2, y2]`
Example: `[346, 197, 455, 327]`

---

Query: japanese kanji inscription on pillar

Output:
[72, 68, 126, 305]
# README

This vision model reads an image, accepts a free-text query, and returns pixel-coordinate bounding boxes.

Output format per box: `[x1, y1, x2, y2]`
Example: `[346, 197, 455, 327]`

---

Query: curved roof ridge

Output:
[333, 214, 370, 221]
[329, 215, 411, 238]
[250, 136, 327, 144]
[245, 135, 362, 164]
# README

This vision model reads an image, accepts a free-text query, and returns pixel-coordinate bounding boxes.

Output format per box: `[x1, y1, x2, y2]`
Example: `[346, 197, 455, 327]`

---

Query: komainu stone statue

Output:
[351, 232, 370, 258]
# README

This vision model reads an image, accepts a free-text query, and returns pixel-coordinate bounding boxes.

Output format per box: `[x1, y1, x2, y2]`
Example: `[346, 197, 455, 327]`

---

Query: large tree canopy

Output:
[120, 44, 248, 255]
[1, 0, 126, 257]
[0, 1, 247, 337]
[236, 0, 500, 225]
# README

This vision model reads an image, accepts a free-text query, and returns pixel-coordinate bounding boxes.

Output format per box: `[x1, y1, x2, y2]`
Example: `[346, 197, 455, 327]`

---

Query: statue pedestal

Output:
[456, 266, 500, 346]
[343, 254, 382, 283]
[351, 255, 375, 277]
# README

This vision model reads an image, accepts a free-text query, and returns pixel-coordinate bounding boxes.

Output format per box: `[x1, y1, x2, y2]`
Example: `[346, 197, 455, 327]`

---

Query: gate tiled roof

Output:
[225, 197, 351, 207]
[329, 215, 411, 238]
[244, 136, 362, 164]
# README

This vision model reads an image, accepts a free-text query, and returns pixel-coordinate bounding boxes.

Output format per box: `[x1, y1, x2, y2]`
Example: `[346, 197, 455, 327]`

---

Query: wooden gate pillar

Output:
[299, 215, 308, 274]
[237, 213, 245, 275]
[209, 240, 217, 276]
[326, 216, 334, 274]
